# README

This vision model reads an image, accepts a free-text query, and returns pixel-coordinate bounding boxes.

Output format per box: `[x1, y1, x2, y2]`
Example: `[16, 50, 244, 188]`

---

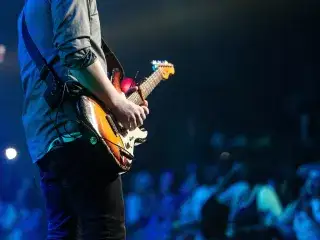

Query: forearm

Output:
[50, 0, 125, 111]
[70, 59, 120, 109]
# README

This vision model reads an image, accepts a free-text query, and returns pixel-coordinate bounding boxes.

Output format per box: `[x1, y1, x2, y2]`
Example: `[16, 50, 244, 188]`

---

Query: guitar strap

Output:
[101, 38, 125, 77]
[21, 11, 64, 109]
[21, 11, 125, 109]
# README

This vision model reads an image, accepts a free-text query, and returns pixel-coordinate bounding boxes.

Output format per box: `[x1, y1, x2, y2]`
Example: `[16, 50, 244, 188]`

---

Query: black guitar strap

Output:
[22, 11, 125, 109]
[21, 11, 64, 109]
[101, 38, 125, 77]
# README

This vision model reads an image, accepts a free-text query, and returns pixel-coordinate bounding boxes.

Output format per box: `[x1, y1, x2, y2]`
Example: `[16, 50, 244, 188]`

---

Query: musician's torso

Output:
[18, 0, 107, 163]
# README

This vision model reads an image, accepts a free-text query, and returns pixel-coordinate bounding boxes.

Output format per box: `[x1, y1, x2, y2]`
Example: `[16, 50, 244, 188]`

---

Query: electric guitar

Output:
[77, 61, 175, 173]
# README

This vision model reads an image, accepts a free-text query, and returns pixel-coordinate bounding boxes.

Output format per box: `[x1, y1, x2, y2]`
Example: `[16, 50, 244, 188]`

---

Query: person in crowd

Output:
[0, 178, 44, 240]
[140, 170, 178, 240]
[157, 170, 177, 223]
[276, 164, 320, 240]
[125, 171, 157, 239]
[178, 163, 198, 200]
[176, 162, 222, 240]
[175, 153, 238, 239]
[0, 195, 19, 239]
[200, 160, 246, 240]
[226, 176, 283, 239]
[201, 155, 284, 240]
[13, 178, 44, 239]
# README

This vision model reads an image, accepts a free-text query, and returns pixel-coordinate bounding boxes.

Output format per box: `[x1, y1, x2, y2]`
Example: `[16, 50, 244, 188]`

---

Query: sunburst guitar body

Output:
[77, 61, 175, 174]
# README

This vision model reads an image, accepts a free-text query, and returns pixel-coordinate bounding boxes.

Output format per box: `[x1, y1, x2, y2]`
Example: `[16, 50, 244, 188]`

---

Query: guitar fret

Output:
[127, 68, 165, 105]
[140, 70, 162, 99]
[128, 91, 142, 105]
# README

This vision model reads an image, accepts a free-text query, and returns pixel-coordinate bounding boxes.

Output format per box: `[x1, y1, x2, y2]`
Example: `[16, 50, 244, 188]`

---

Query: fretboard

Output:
[127, 69, 163, 105]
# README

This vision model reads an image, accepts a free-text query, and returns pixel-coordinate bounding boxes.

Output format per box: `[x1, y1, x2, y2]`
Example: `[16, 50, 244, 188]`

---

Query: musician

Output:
[17, 0, 149, 239]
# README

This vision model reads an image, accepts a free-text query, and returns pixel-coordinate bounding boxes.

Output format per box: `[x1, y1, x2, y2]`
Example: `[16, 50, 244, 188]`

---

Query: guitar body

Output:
[77, 62, 174, 174]
[77, 95, 148, 173]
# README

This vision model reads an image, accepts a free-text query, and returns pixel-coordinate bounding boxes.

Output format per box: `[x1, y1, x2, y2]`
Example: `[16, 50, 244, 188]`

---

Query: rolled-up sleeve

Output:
[51, 0, 97, 68]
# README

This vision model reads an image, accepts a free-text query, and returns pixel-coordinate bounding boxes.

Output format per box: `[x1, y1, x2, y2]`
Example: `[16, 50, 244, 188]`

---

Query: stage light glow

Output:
[5, 148, 18, 160]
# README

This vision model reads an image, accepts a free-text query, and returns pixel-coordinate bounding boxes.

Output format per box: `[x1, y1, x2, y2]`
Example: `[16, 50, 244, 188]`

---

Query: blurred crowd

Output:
[0, 177, 44, 239]
[122, 131, 320, 240]
[1, 131, 320, 240]
[123, 156, 320, 240]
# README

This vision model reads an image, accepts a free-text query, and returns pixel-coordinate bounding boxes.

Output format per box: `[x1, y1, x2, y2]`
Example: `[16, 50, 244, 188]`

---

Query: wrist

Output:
[107, 92, 123, 110]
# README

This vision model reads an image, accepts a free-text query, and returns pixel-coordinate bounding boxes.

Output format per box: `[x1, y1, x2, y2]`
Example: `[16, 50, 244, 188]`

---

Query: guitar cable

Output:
[48, 80, 74, 142]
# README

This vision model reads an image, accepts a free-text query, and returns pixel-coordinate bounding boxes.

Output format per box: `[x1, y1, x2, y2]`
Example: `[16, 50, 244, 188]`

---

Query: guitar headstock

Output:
[151, 60, 175, 80]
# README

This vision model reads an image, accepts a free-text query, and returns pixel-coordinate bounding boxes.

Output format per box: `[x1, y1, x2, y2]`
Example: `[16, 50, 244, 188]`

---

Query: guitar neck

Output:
[127, 69, 163, 105]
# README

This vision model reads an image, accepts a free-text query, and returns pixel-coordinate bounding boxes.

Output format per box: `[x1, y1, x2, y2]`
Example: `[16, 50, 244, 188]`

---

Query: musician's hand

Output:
[142, 100, 148, 107]
[126, 86, 149, 107]
[111, 92, 149, 130]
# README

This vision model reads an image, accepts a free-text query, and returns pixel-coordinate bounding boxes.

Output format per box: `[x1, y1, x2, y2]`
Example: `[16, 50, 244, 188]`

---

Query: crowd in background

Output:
[122, 141, 320, 240]
[1, 130, 320, 240]
[0, 177, 44, 239]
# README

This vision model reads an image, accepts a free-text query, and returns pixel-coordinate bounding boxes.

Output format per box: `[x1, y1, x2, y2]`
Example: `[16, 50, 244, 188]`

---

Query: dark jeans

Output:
[37, 138, 126, 240]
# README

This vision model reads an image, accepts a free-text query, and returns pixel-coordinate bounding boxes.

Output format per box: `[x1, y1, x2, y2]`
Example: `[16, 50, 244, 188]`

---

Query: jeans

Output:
[37, 138, 126, 239]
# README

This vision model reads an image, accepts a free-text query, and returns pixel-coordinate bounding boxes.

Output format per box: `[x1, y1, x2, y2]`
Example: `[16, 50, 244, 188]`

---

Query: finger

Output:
[135, 109, 144, 127]
[141, 100, 148, 107]
[126, 86, 139, 95]
[129, 115, 138, 131]
[136, 114, 144, 127]
[141, 106, 149, 115]
[139, 107, 147, 121]
[122, 121, 131, 130]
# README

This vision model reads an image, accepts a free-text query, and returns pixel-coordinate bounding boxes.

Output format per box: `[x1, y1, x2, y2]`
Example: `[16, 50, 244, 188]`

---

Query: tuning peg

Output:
[151, 60, 170, 67]
[152, 65, 157, 71]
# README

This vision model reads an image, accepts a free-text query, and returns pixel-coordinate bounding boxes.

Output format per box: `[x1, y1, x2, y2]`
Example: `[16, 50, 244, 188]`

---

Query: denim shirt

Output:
[17, 0, 108, 163]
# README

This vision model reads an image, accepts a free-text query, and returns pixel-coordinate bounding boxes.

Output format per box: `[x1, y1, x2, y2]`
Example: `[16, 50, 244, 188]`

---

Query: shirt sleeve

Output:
[50, 0, 97, 68]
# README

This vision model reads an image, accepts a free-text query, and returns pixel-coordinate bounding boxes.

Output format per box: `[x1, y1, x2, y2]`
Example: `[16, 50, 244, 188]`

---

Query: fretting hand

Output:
[111, 86, 149, 130]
